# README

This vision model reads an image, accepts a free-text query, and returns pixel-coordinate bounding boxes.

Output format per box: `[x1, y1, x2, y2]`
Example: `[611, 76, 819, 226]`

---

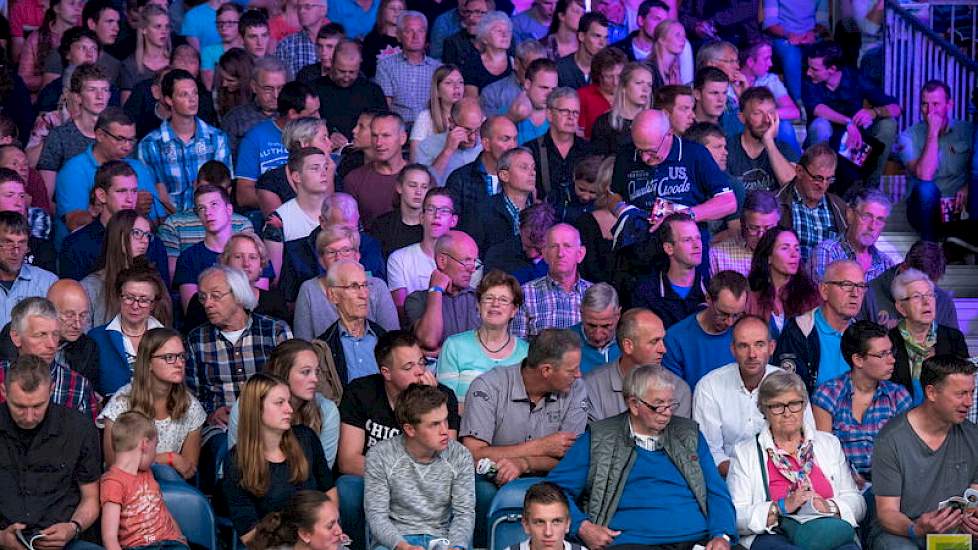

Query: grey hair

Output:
[848, 187, 892, 211]
[11, 297, 59, 335]
[694, 40, 737, 73]
[756, 370, 808, 415]
[282, 117, 330, 152]
[251, 55, 287, 81]
[475, 11, 512, 46]
[622, 364, 676, 401]
[515, 39, 547, 64]
[397, 10, 428, 31]
[546, 87, 579, 110]
[497, 146, 532, 173]
[199, 265, 258, 311]
[582, 282, 619, 312]
[325, 259, 364, 286]
[321, 192, 359, 221]
[891, 267, 934, 301]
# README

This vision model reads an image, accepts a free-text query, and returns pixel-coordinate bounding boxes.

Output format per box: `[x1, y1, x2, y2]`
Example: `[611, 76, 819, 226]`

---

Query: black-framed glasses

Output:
[97, 126, 138, 145]
[824, 280, 869, 293]
[864, 349, 895, 359]
[765, 400, 805, 415]
[550, 107, 581, 118]
[121, 294, 155, 307]
[322, 246, 356, 259]
[801, 163, 837, 185]
[152, 352, 188, 364]
[635, 130, 672, 159]
[423, 206, 455, 217]
[331, 282, 369, 292]
[443, 252, 482, 271]
[634, 396, 679, 414]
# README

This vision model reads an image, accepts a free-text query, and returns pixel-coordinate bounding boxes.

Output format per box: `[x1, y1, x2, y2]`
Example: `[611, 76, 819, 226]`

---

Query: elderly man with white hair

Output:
[570, 282, 622, 375]
[375, 11, 441, 126]
[317, 260, 389, 385]
[886, 268, 968, 405]
[185, 265, 293, 428]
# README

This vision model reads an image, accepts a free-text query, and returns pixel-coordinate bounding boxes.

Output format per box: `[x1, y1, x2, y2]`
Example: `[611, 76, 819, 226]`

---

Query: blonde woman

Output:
[98, 327, 206, 479]
[121, 4, 171, 102]
[647, 19, 685, 88]
[409, 65, 464, 160]
[590, 62, 652, 155]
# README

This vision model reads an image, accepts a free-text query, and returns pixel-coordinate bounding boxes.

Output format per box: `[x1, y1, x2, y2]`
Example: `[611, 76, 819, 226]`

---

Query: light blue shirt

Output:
[0, 264, 59, 328]
[340, 322, 380, 382]
[235, 119, 288, 181]
[180, 3, 221, 49]
[517, 118, 549, 146]
[415, 133, 483, 185]
[814, 307, 849, 385]
[327, 0, 380, 39]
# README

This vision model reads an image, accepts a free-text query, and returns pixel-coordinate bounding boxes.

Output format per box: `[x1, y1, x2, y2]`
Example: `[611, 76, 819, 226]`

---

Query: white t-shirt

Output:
[275, 199, 320, 242]
[755, 72, 791, 101]
[386, 242, 436, 294]
[97, 383, 207, 453]
[410, 109, 436, 143]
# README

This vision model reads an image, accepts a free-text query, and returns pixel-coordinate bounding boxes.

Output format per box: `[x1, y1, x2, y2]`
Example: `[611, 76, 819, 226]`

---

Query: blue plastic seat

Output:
[151, 464, 186, 483]
[487, 477, 544, 550]
[158, 479, 219, 550]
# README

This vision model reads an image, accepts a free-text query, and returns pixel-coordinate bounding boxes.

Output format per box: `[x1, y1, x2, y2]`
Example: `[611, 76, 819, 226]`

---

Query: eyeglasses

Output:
[0, 240, 27, 252]
[451, 122, 481, 137]
[856, 211, 888, 227]
[713, 309, 744, 322]
[635, 131, 672, 159]
[864, 349, 895, 359]
[634, 396, 679, 414]
[824, 280, 869, 293]
[152, 352, 188, 364]
[130, 228, 153, 241]
[899, 292, 935, 303]
[323, 246, 356, 259]
[443, 252, 482, 271]
[744, 223, 778, 236]
[121, 294, 155, 307]
[480, 294, 513, 306]
[765, 399, 805, 415]
[217, 19, 240, 27]
[801, 164, 837, 185]
[550, 107, 581, 118]
[424, 206, 455, 217]
[98, 127, 138, 145]
[59, 311, 91, 326]
[198, 289, 232, 303]
[331, 282, 370, 292]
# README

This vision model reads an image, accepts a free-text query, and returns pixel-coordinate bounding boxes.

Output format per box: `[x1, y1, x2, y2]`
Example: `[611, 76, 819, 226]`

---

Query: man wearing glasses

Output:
[586, 308, 690, 422]
[550, 363, 737, 550]
[416, 98, 486, 186]
[525, 88, 590, 205]
[810, 187, 895, 283]
[775, 260, 867, 393]
[774, 143, 848, 264]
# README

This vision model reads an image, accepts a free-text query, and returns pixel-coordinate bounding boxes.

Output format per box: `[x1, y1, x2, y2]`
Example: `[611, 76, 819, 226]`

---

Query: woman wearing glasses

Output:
[89, 262, 172, 396]
[98, 327, 206, 479]
[726, 370, 865, 550]
[81, 210, 158, 326]
[228, 339, 341, 467]
[293, 225, 399, 341]
[812, 321, 911, 487]
[887, 268, 968, 405]
[436, 270, 528, 406]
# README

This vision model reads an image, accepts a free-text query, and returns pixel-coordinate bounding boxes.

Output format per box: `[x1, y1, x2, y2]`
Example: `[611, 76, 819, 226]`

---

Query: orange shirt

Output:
[100, 468, 185, 549]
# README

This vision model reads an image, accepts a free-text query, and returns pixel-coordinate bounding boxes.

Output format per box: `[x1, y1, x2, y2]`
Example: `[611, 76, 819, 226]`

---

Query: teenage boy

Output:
[509, 481, 585, 550]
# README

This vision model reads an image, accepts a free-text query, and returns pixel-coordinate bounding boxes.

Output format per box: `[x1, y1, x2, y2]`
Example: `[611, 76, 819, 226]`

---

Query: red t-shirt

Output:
[343, 165, 398, 228]
[100, 468, 185, 549]
[578, 84, 611, 139]
[766, 455, 835, 502]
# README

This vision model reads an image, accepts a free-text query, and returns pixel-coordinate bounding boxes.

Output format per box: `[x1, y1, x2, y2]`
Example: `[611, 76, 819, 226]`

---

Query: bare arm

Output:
[763, 113, 797, 185]
[337, 423, 367, 476]
[257, 190, 284, 218]
[102, 419, 118, 466]
[909, 115, 942, 181]
[812, 405, 833, 432]
[265, 239, 284, 286]
[812, 104, 852, 125]
[40, 170, 55, 200]
[689, 192, 737, 222]
[236, 178, 259, 210]
[776, 94, 801, 121]
[100, 502, 123, 550]
[73, 481, 101, 532]
[179, 284, 198, 314]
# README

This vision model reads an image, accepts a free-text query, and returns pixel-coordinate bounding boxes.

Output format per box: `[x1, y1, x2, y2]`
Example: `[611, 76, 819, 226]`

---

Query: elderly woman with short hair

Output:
[887, 268, 968, 405]
[460, 11, 513, 95]
[727, 370, 865, 550]
[292, 225, 399, 341]
[257, 116, 335, 217]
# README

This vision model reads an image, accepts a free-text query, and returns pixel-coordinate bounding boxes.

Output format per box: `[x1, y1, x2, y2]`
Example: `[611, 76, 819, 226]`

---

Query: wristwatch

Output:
[70, 520, 82, 540]
[428, 285, 445, 294]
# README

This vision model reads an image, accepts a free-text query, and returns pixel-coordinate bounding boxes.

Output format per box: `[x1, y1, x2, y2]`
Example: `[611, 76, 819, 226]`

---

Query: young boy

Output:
[100, 411, 189, 550]
[512, 482, 584, 550]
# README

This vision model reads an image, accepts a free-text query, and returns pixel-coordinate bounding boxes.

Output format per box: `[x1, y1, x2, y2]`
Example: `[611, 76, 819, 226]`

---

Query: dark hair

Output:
[374, 330, 420, 369]
[4, 354, 51, 391]
[476, 269, 524, 308]
[523, 481, 570, 514]
[161, 68, 196, 98]
[96, 107, 133, 131]
[82, 0, 119, 31]
[0, 211, 27, 236]
[115, 259, 173, 326]
[637, 0, 669, 19]
[59, 27, 100, 65]
[920, 354, 977, 391]
[577, 11, 608, 34]
[251, 491, 333, 550]
[70, 62, 109, 94]
[548, 0, 584, 34]
[197, 160, 233, 188]
[708, 270, 748, 300]
[95, 160, 136, 192]
[525, 57, 558, 82]
[422, 187, 456, 211]
[520, 202, 556, 250]
[904, 241, 947, 281]
[239, 9, 269, 35]
[194, 183, 231, 206]
[922, 79, 951, 100]
[371, 111, 406, 134]
[743, 189, 779, 215]
[684, 121, 724, 144]
[217, 3, 243, 19]
[573, 155, 603, 183]
[0, 167, 23, 186]
[394, 383, 447, 427]
[740, 38, 772, 66]
[738, 86, 776, 112]
[317, 22, 346, 40]
[287, 147, 326, 174]
[809, 41, 844, 71]
[590, 47, 627, 87]
[654, 84, 693, 111]
[747, 227, 820, 318]
[0, 114, 17, 142]
[841, 320, 890, 367]
[277, 81, 315, 117]
[659, 212, 695, 244]
[693, 66, 728, 90]
[525, 329, 580, 369]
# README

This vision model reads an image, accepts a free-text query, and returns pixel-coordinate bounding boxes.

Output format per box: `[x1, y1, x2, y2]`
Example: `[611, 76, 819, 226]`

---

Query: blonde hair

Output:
[136, 5, 171, 73]
[315, 225, 360, 258]
[264, 340, 325, 434]
[219, 232, 271, 271]
[111, 410, 158, 454]
[610, 63, 652, 131]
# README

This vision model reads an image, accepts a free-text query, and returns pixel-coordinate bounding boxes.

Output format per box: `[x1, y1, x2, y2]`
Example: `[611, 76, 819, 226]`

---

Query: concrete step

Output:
[955, 298, 978, 356]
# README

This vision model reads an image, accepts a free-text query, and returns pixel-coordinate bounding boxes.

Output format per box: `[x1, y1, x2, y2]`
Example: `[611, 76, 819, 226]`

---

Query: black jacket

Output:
[631, 268, 707, 328]
[0, 323, 101, 389]
[611, 32, 643, 61]
[445, 157, 492, 238]
[313, 76, 388, 139]
[470, 192, 522, 260]
[774, 308, 823, 393]
[316, 320, 388, 386]
[889, 324, 969, 396]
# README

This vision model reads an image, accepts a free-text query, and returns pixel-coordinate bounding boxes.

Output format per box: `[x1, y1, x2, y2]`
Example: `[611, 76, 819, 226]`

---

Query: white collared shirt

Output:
[107, 314, 164, 364]
[628, 418, 662, 452]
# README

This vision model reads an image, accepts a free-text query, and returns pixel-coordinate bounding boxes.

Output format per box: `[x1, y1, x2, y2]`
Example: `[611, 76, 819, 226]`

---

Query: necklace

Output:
[477, 328, 511, 354]
[121, 325, 146, 338]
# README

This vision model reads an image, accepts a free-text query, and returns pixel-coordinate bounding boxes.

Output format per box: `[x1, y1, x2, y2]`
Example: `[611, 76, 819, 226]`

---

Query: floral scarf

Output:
[898, 319, 937, 385]
[767, 434, 817, 492]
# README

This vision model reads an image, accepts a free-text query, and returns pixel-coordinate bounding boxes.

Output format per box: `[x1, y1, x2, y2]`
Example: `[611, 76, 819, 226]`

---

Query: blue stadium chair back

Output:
[488, 477, 544, 550]
[159, 479, 219, 550]
[151, 464, 186, 483]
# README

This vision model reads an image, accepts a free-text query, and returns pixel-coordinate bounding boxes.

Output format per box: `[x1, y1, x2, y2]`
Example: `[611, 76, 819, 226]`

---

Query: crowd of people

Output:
[0, 0, 977, 550]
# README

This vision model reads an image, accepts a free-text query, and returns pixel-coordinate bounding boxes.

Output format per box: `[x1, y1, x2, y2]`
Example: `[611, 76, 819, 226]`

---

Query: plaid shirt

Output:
[185, 313, 292, 414]
[709, 237, 753, 277]
[512, 275, 592, 338]
[0, 357, 98, 419]
[138, 118, 233, 213]
[375, 53, 440, 123]
[275, 30, 317, 80]
[790, 188, 838, 264]
[809, 235, 895, 283]
[811, 373, 912, 475]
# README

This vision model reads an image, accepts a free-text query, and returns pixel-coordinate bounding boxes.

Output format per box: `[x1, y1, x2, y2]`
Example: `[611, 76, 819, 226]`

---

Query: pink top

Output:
[766, 455, 834, 501]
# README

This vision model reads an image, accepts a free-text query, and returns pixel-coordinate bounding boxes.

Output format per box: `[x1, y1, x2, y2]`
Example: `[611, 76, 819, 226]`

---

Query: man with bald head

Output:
[0, 279, 100, 388]
[405, 231, 482, 352]
[447, 116, 519, 237]
[417, 98, 486, 185]
[512, 223, 591, 338]
[585, 308, 692, 422]
[316, 40, 388, 140]
[776, 260, 867, 392]
[318, 260, 389, 384]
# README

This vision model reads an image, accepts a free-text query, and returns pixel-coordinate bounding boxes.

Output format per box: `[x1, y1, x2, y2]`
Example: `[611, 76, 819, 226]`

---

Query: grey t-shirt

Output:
[725, 134, 801, 193]
[584, 360, 692, 422]
[37, 121, 96, 173]
[872, 412, 978, 519]
[404, 288, 481, 347]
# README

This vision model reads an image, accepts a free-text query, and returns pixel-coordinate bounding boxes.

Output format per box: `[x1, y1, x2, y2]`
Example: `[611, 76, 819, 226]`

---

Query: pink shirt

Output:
[766, 455, 835, 501]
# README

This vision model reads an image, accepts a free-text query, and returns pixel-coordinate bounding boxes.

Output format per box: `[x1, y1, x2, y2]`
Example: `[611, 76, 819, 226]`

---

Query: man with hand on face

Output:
[417, 98, 486, 185]
[509, 58, 559, 145]
[726, 86, 799, 193]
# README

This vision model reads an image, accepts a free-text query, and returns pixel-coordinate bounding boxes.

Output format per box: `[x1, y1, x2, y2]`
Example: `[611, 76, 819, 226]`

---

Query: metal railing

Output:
[883, 0, 978, 130]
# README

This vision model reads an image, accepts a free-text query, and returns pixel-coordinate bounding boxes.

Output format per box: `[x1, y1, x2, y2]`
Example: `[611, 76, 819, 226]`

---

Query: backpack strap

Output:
[536, 135, 552, 198]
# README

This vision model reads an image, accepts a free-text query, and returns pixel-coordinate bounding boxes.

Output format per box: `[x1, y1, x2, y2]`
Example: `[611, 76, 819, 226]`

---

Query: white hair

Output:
[891, 267, 934, 301]
[199, 265, 258, 311]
